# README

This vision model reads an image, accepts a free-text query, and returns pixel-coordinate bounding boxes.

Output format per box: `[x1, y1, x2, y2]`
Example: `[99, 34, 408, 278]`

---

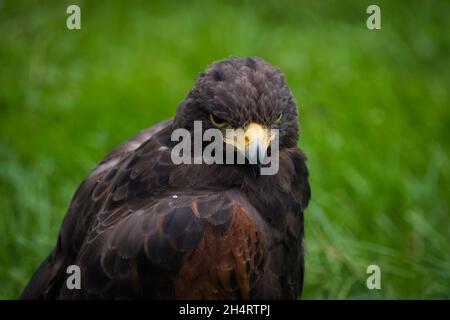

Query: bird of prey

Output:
[21, 57, 310, 299]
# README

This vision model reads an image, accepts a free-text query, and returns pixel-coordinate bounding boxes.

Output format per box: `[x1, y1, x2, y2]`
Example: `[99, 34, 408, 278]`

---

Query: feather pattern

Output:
[21, 57, 310, 300]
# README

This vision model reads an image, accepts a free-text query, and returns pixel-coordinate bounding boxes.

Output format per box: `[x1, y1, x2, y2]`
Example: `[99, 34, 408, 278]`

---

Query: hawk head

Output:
[173, 57, 300, 170]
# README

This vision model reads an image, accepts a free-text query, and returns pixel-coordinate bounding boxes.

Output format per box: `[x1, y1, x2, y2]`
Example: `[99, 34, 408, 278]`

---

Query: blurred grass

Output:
[1, 0, 449, 299]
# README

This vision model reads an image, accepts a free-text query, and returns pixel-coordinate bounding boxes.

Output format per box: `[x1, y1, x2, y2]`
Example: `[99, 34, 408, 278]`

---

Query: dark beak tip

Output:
[251, 163, 261, 178]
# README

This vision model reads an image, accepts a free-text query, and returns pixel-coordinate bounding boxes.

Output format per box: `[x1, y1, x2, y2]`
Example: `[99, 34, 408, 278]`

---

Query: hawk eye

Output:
[210, 113, 228, 128]
[275, 113, 283, 123]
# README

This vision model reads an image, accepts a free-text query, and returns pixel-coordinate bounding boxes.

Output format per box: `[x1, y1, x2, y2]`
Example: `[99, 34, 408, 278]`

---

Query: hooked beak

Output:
[224, 123, 274, 165]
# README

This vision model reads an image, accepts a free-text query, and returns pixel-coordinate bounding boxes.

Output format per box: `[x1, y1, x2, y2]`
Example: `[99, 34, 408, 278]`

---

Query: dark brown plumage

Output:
[21, 57, 310, 299]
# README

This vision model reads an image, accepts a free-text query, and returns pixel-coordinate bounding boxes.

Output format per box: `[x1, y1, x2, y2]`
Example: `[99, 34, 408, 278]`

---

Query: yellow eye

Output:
[275, 113, 283, 123]
[210, 113, 229, 128]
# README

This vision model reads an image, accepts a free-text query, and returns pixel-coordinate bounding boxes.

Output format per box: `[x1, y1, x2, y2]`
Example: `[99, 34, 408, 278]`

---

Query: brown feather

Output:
[21, 58, 310, 300]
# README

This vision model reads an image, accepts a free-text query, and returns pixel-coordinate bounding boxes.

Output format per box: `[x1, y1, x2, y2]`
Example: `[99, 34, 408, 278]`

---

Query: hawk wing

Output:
[21, 119, 268, 299]
[60, 192, 266, 299]
[21, 120, 173, 299]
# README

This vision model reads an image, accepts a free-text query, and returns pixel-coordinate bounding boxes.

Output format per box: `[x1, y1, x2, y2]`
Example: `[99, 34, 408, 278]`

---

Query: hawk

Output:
[21, 57, 310, 299]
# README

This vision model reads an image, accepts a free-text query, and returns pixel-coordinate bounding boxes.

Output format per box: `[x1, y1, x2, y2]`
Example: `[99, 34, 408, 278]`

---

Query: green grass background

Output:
[0, 0, 449, 299]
